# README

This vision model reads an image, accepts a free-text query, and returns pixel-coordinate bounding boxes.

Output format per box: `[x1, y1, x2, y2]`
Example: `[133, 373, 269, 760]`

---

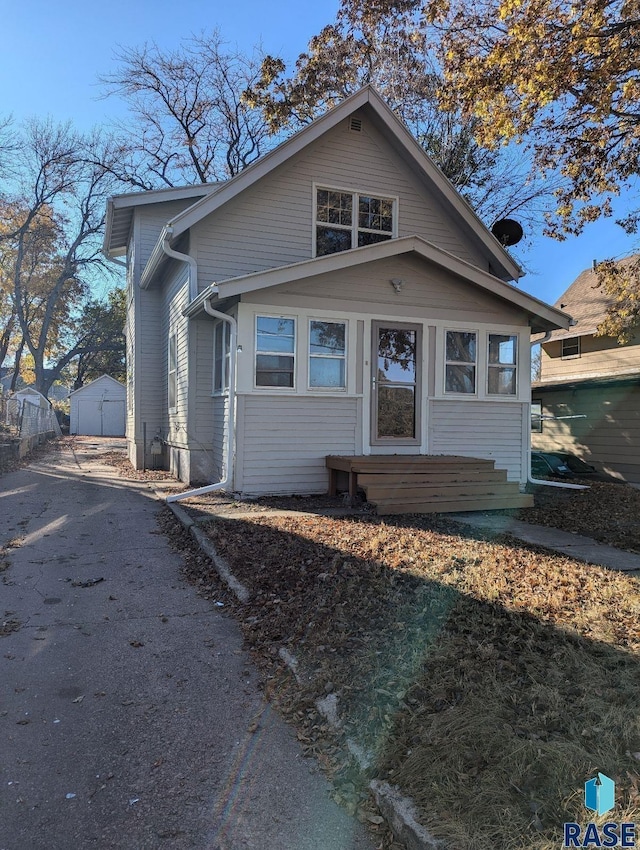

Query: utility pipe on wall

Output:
[166, 298, 237, 503]
[162, 227, 198, 302]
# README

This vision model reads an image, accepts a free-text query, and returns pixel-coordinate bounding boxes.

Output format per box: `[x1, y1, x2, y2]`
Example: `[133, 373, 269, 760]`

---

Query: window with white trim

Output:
[562, 337, 580, 358]
[309, 320, 346, 389]
[213, 321, 231, 394]
[531, 400, 543, 432]
[168, 333, 177, 411]
[255, 316, 295, 388]
[445, 330, 477, 394]
[315, 188, 395, 257]
[487, 334, 518, 395]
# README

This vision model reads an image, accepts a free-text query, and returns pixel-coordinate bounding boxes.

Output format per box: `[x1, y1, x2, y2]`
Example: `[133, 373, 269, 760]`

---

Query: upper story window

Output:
[445, 330, 477, 394]
[487, 334, 517, 395]
[255, 316, 296, 388]
[315, 187, 395, 257]
[561, 337, 580, 358]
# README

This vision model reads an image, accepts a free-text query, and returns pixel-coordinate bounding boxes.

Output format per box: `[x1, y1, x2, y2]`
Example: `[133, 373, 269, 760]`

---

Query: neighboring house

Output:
[69, 375, 126, 437]
[532, 256, 640, 483]
[12, 387, 51, 410]
[103, 86, 570, 500]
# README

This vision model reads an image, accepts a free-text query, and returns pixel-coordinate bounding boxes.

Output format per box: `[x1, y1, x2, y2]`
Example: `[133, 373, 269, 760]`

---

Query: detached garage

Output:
[70, 375, 126, 436]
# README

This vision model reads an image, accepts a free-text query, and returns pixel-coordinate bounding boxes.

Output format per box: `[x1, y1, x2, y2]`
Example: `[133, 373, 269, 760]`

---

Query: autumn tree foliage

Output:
[419, 0, 640, 337]
[245, 0, 554, 228]
[0, 120, 121, 397]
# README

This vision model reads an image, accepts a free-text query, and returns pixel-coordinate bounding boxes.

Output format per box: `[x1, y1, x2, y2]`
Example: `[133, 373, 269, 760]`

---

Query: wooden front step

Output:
[358, 469, 509, 486]
[364, 481, 522, 501]
[326, 454, 532, 515]
[373, 493, 534, 515]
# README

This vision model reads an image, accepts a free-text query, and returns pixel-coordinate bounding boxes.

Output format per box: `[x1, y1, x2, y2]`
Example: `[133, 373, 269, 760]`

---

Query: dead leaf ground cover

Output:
[514, 481, 640, 553]
[189, 510, 639, 850]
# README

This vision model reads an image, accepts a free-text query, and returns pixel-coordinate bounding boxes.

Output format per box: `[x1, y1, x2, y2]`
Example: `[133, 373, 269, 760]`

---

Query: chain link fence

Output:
[0, 396, 61, 440]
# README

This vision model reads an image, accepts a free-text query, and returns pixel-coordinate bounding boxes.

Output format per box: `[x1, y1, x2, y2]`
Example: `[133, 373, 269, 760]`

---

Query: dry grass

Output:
[193, 512, 640, 850]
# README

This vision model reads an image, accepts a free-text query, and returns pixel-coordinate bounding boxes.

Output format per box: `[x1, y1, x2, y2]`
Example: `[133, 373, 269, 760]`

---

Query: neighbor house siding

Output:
[192, 116, 487, 289]
[429, 400, 527, 482]
[540, 333, 640, 381]
[531, 383, 640, 483]
[238, 395, 360, 494]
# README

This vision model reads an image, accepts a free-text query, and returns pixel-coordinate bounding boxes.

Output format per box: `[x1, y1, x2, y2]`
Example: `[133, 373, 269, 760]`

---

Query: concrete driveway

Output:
[0, 439, 374, 850]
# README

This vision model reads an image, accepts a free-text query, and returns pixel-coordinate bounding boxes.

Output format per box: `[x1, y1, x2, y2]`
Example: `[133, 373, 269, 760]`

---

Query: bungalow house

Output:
[532, 257, 640, 483]
[103, 86, 571, 512]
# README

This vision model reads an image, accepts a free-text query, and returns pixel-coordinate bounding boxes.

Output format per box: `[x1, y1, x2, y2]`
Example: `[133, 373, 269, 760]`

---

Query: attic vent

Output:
[349, 117, 363, 133]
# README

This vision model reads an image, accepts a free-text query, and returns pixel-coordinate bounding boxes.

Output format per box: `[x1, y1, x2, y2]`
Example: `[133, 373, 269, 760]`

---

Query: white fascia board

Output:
[209, 235, 570, 331]
[140, 225, 172, 289]
[103, 183, 218, 257]
[69, 374, 125, 396]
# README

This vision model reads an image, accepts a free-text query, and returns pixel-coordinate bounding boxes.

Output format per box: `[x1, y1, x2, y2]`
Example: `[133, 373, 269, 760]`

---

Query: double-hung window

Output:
[255, 316, 295, 388]
[168, 333, 177, 411]
[487, 334, 518, 395]
[445, 331, 477, 394]
[315, 187, 395, 257]
[562, 337, 580, 358]
[309, 320, 346, 389]
[213, 321, 231, 394]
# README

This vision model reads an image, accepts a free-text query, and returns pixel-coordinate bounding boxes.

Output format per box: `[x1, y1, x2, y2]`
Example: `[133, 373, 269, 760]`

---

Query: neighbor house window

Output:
[531, 400, 543, 432]
[309, 320, 346, 389]
[255, 316, 295, 388]
[168, 333, 177, 411]
[487, 334, 517, 395]
[315, 187, 395, 257]
[562, 337, 580, 358]
[213, 321, 231, 394]
[445, 331, 477, 393]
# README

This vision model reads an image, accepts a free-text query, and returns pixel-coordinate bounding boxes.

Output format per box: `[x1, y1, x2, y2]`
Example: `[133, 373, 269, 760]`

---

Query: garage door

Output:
[77, 399, 125, 436]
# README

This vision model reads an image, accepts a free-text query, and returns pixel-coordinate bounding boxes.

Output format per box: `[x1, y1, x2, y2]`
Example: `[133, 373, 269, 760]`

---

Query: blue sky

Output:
[2, 0, 637, 306]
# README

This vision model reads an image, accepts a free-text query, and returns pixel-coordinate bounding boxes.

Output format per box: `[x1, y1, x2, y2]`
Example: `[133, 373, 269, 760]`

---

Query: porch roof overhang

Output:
[184, 235, 572, 334]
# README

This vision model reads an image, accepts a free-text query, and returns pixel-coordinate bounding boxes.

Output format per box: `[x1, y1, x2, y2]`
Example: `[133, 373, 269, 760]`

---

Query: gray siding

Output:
[136, 199, 200, 272]
[243, 254, 527, 325]
[429, 400, 526, 482]
[160, 264, 190, 471]
[193, 116, 487, 289]
[532, 383, 640, 483]
[238, 395, 360, 494]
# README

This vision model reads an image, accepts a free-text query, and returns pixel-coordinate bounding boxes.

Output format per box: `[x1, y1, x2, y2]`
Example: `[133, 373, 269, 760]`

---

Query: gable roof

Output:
[69, 374, 126, 397]
[545, 254, 639, 342]
[135, 86, 522, 285]
[104, 183, 218, 258]
[185, 235, 570, 334]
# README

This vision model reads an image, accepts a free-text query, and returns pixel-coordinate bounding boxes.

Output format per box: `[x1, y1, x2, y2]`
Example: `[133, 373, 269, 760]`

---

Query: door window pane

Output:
[377, 329, 416, 382]
[377, 386, 415, 438]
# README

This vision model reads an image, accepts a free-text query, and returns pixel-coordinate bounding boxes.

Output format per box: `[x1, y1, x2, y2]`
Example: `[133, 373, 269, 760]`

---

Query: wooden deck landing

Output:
[326, 455, 533, 515]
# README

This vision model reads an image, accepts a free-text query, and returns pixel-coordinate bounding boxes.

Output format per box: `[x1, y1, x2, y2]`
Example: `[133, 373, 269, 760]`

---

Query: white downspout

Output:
[161, 226, 198, 302]
[528, 328, 588, 490]
[166, 297, 237, 503]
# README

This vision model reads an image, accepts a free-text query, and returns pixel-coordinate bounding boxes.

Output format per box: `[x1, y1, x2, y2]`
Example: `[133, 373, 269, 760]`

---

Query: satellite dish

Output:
[491, 218, 524, 247]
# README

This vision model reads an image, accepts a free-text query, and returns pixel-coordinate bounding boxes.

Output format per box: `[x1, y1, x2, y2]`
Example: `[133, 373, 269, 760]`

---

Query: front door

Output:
[371, 322, 421, 446]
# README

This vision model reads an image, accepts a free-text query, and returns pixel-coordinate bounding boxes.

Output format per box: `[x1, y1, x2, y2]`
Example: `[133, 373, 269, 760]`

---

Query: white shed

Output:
[70, 375, 126, 436]
[13, 387, 51, 410]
